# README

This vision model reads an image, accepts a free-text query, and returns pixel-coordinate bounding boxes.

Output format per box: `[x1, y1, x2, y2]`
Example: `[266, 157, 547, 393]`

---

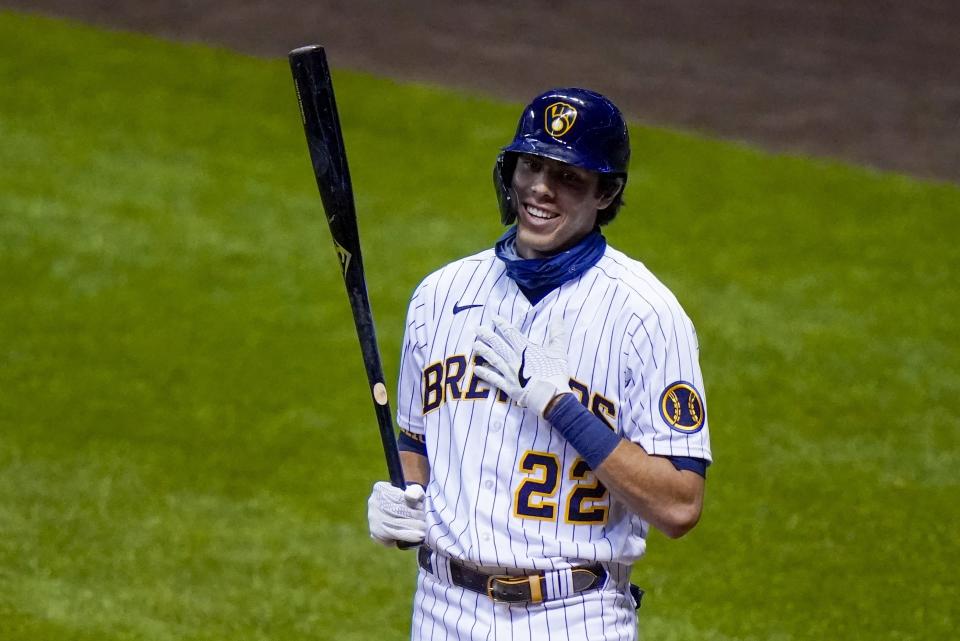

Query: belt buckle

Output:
[485, 574, 544, 604]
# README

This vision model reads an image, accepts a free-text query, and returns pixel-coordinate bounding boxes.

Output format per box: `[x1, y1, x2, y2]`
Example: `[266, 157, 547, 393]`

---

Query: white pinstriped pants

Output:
[410, 563, 639, 641]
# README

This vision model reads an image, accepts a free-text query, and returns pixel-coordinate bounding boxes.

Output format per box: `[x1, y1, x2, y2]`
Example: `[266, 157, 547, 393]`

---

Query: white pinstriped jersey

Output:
[396, 243, 711, 573]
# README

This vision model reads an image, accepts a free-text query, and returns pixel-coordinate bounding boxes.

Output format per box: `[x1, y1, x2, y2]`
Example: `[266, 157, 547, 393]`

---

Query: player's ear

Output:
[596, 176, 624, 209]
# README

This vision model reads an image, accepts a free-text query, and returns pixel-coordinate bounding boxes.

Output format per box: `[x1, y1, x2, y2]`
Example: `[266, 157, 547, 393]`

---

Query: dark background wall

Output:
[6, 0, 959, 181]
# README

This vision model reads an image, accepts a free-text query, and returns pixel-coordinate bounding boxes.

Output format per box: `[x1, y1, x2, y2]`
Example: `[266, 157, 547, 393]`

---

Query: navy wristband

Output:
[545, 394, 623, 469]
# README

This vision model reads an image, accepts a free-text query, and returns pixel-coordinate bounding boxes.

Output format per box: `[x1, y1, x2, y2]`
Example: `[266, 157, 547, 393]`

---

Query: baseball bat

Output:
[289, 45, 406, 490]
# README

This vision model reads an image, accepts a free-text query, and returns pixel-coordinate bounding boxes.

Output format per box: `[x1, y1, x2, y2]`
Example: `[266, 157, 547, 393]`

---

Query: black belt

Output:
[417, 545, 606, 604]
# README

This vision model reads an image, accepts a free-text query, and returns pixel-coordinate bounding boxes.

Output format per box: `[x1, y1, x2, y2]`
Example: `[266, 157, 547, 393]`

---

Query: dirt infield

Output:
[7, 0, 959, 182]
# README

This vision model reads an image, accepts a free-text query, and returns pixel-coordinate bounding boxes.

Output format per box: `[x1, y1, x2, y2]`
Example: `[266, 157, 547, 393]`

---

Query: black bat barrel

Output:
[289, 45, 407, 491]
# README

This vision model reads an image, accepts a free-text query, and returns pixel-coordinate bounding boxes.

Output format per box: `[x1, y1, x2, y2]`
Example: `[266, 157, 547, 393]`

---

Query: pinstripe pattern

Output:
[398, 244, 711, 640]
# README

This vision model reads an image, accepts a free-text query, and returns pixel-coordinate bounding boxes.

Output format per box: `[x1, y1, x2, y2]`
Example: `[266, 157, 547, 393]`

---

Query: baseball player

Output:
[367, 88, 712, 640]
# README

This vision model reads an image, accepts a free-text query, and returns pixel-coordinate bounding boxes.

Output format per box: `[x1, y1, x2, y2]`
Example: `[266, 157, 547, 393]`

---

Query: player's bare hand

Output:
[367, 481, 427, 547]
[472, 316, 572, 417]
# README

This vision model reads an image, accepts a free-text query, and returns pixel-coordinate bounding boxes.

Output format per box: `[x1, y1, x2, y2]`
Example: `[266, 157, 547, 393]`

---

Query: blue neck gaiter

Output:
[494, 226, 606, 304]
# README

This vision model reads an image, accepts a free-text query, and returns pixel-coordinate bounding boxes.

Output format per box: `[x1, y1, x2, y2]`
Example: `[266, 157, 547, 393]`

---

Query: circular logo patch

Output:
[544, 102, 577, 137]
[659, 382, 705, 433]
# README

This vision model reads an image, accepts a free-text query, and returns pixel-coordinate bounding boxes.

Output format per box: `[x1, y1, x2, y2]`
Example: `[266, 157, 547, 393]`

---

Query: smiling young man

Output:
[367, 88, 713, 641]
[511, 153, 620, 258]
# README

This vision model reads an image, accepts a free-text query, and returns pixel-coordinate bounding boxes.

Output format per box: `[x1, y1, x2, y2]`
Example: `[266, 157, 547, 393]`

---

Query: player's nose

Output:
[529, 171, 556, 199]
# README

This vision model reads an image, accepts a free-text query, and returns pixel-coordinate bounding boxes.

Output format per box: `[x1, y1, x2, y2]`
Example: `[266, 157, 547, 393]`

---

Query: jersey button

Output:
[483, 480, 494, 490]
[491, 421, 503, 432]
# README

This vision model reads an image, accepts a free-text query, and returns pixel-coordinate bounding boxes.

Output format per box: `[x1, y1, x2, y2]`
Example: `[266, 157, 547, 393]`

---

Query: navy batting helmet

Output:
[494, 88, 630, 226]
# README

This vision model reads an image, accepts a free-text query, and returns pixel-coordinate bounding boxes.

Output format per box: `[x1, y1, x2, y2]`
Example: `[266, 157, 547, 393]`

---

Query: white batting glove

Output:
[472, 316, 572, 417]
[367, 481, 427, 547]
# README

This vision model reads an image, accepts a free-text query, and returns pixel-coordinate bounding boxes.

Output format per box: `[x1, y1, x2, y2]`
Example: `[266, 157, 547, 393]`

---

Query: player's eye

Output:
[521, 156, 542, 172]
[559, 170, 585, 187]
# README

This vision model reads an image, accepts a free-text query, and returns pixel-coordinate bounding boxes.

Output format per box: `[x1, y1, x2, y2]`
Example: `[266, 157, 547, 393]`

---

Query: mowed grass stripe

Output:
[1, 11, 958, 641]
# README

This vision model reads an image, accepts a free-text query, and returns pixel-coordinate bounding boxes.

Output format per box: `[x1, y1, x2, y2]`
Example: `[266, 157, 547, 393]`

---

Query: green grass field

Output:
[1, 11, 958, 640]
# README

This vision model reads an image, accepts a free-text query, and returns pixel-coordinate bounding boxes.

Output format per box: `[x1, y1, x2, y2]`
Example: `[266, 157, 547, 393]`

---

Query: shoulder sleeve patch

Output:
[658, 381, 705, 433]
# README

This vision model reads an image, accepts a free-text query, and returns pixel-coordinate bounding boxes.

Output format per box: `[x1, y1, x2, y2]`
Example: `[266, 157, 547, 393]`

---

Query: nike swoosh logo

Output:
[452, 302, 484, 315]
[518, 348, 530, 387]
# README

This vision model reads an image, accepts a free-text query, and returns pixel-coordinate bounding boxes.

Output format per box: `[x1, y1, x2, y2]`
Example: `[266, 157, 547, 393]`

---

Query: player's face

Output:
[510, 154, 618, 259]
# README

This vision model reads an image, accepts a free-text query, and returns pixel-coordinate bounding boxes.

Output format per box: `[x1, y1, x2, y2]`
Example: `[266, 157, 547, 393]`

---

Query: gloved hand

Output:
[367, 481, 427, 547]
[472, 316, 572, 417]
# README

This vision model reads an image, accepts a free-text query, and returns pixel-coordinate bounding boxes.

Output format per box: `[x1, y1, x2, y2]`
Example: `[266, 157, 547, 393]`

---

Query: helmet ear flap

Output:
[494, 152, 519, 225]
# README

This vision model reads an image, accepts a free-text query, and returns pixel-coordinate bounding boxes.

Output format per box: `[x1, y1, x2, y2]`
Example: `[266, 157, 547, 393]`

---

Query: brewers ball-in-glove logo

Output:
[545, 102, 577, 138]
[659, 381, 705, 433]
